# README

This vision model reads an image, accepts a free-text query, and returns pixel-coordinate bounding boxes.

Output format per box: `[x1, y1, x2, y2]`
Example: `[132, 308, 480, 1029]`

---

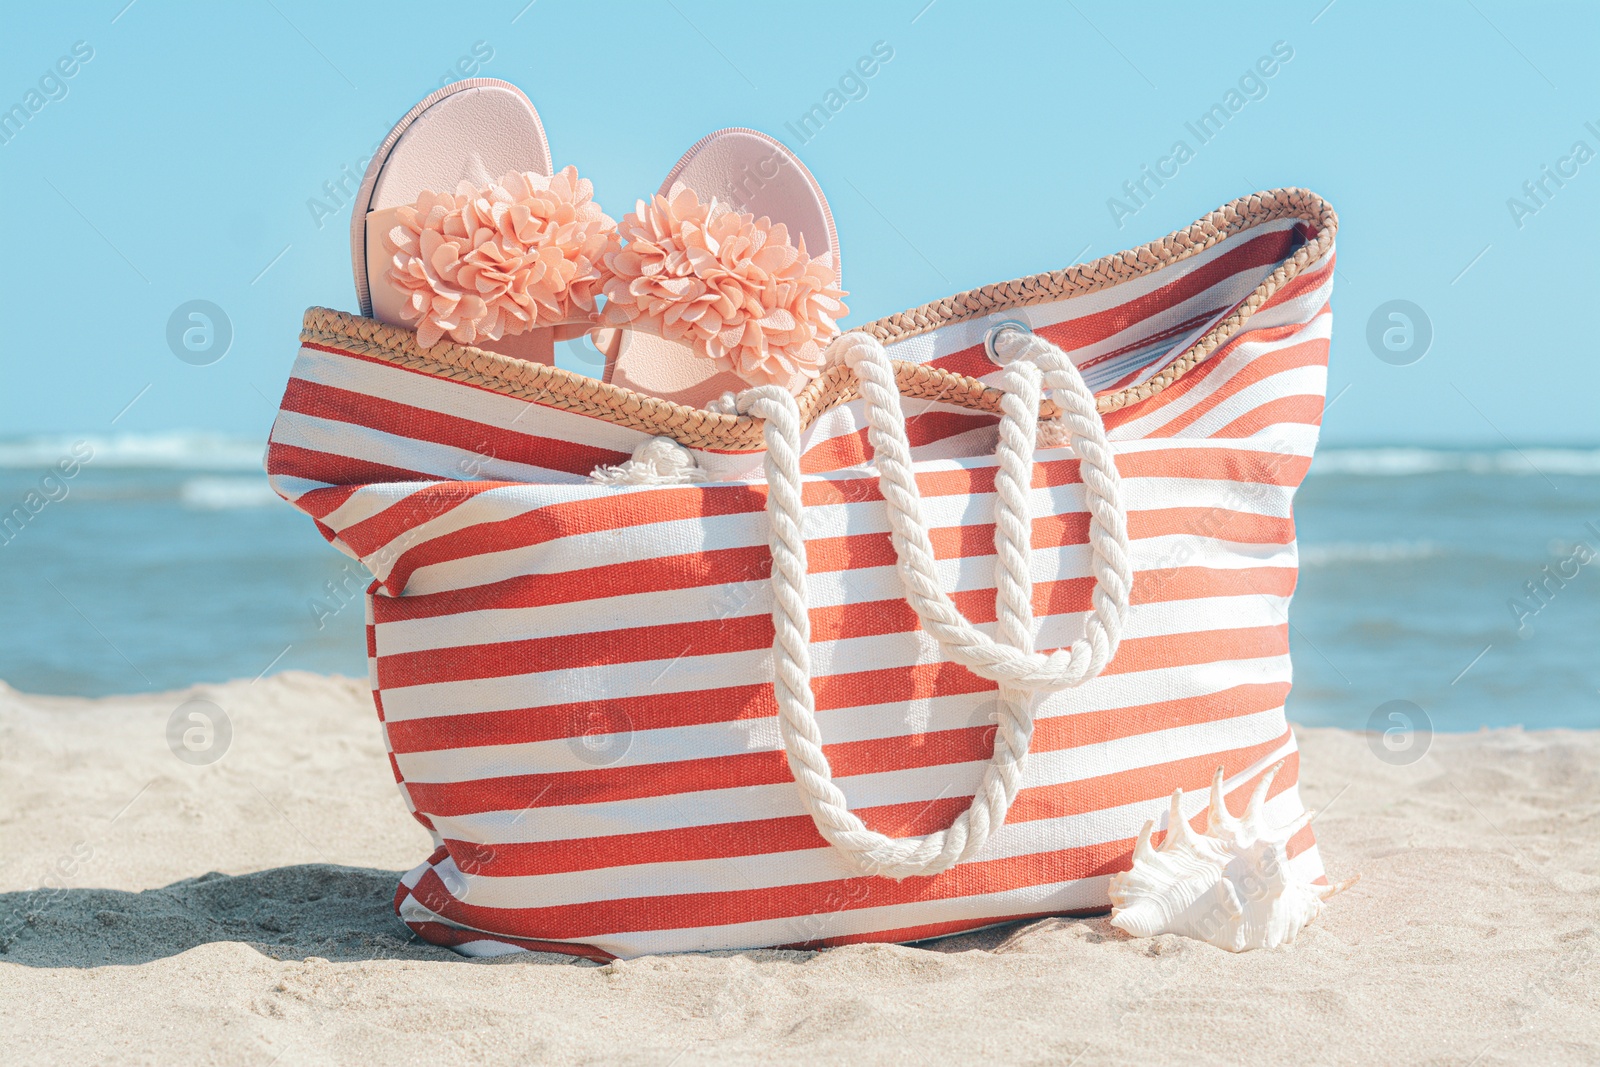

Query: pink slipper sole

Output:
[352, 79, 574, 365]
[602, 128, 843, 408]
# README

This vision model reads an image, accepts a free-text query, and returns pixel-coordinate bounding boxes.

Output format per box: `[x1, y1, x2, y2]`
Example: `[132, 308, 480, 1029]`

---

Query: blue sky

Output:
[2, 1, 1595, 444]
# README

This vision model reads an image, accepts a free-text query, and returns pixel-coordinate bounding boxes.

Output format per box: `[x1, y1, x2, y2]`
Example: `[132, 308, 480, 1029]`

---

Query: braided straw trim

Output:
[301, 187, 1336, 451]
[860, 187, 1338, 414]
[299, 312, 994, 451]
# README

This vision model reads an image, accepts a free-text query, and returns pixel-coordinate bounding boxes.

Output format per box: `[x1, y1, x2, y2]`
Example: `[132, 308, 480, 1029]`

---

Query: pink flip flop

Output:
[599, 128, 847, 408]
[352, 79, 602, 364]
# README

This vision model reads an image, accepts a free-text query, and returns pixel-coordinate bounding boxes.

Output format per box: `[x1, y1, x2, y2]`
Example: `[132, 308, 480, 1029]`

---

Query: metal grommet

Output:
[983, 320, 1033, 366]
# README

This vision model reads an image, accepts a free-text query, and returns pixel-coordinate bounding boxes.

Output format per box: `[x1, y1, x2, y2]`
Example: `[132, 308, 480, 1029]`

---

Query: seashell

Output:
[1107, 762, 1358, 951]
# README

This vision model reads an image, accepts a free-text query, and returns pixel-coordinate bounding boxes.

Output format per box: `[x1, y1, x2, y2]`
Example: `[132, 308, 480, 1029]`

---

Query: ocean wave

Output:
[1311, 447, 1600, 476]
[178, 477, 280, 509]
[1299, 541, 1440, 566]
[0, 434, 264, 471]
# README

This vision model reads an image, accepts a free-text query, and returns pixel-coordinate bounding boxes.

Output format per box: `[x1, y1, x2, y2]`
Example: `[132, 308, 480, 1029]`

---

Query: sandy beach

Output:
[1, 671, 1594, 1066]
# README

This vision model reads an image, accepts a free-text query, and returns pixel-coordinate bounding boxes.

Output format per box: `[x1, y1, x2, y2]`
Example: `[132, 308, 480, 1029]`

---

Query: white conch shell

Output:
[1107, 762, 1358, 951]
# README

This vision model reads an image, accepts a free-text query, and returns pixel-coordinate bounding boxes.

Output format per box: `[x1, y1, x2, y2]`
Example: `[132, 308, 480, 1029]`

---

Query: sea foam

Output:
[1311, 447, 1600, 476]
[0, 434, 265, 471]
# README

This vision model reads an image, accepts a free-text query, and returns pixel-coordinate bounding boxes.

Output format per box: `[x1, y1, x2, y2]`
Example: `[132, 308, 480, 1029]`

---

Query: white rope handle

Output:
[736, 328, 1133, 879]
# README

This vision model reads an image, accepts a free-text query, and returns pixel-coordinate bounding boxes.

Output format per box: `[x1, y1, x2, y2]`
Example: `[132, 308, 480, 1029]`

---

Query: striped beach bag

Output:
[267, 188, 1338, 959]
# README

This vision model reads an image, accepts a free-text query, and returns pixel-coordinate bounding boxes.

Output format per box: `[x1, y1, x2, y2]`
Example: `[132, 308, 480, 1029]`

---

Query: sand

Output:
[0, 672, 1595, 1066]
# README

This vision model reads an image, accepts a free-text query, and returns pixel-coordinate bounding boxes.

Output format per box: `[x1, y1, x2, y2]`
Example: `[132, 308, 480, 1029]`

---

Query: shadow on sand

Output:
[0, 863, 1097, 968]
[1, 864, 465, 967]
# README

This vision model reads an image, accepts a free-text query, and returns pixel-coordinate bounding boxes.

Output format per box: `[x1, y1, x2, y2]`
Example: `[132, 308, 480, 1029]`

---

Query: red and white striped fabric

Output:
[268, 204, 1335, 959]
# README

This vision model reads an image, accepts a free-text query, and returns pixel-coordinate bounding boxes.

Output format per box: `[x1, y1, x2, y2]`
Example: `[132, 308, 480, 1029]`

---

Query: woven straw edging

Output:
[301, 313, 1004, 450]
[300, 188, 1336, 451]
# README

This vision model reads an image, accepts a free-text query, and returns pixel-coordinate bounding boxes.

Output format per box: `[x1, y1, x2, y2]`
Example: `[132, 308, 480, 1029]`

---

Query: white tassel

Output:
[590, 436, 708, 486]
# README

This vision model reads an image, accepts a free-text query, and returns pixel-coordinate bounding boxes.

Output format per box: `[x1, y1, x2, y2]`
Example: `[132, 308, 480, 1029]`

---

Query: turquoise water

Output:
[1289, 448, 1600, 732]
[0, 436, 1595, 730]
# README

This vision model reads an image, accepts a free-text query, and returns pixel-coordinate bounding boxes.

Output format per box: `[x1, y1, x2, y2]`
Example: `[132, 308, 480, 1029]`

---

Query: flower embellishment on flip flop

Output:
[598, 185, 849, 386]
[383, 166, 619, 349]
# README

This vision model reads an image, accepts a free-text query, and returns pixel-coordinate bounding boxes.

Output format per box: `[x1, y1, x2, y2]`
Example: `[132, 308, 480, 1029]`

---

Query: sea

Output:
[0, 435, 1595, 731]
